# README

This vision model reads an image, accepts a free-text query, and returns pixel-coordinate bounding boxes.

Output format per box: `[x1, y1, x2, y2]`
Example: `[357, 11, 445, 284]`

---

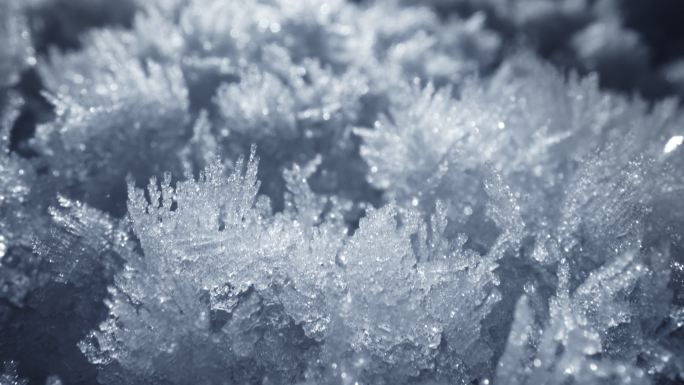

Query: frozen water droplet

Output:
[463, 205, 473, 216]
[0, 234, 6, 258]
[664, 135, 683, 153]
[533, 165, 543, 177]
[532, 241, 548, 262]
[45, 375, 62, 385]
[497, 121, 506, 129]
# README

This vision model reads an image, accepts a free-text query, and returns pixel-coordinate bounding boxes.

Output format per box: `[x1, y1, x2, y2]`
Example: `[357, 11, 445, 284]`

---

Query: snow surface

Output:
[1, 0, 683, 384]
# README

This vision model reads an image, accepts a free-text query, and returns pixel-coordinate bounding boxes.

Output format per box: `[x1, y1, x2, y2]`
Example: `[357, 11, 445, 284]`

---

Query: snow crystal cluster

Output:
[1, 0, 683, 384]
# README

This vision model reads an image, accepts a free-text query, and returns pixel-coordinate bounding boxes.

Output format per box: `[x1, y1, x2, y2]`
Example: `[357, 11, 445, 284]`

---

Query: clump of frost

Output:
[0, 95, 125, 383]
[32, 32, 190, 213]
[0, 96, 45, 310]
[496, 256, 650, 385]
[79, 150, 523, 384]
